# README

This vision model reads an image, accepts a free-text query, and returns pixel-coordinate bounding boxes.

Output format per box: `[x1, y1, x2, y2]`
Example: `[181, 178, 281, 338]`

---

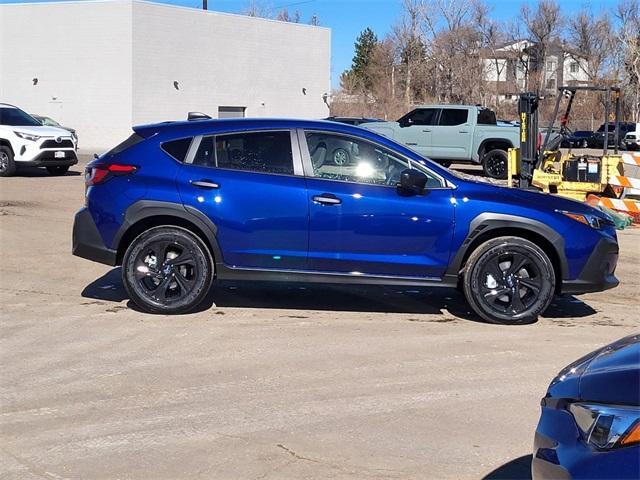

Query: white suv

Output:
[0, 103, 78, 177]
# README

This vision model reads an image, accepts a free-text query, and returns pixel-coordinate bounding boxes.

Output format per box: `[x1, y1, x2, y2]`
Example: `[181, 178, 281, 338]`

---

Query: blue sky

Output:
[1, 0, 615, 87]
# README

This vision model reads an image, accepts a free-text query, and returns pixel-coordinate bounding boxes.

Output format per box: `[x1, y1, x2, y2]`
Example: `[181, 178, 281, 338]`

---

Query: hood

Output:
[457, 175, 611, 221]
[12, 125, 73, 138]
[579, 334, 639, 405]
[547, 334, 639, 404]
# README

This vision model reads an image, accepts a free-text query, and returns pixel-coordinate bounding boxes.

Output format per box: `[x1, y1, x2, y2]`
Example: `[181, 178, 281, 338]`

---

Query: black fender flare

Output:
[445, 213, 568, 280]
[477, 138, 514, 158]
[113, 200, 223, 264]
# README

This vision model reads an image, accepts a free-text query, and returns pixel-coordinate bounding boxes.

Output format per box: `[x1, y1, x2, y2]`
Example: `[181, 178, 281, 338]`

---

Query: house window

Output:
[570, 62, 579, 73]
[546, 61, 555, 72]
[546, 78, 556, 90]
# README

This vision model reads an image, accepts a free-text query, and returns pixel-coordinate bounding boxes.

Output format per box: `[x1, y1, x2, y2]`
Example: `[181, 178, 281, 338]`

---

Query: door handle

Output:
[459, 130, 470, 133]
[191, 179, 220, 189]
[422, 129, 432, 132]
[312, 194, 341, 205]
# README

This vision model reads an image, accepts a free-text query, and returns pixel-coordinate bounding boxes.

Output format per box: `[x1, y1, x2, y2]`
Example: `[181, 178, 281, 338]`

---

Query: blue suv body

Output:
[73, 118, 619, 323]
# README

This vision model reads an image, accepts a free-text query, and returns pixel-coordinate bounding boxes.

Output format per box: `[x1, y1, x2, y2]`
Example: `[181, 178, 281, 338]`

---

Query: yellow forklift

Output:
[507, 86, 625, 201]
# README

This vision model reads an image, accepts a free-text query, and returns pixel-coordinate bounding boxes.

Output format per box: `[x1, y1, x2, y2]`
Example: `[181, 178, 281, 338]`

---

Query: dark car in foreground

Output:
[533, 334, 640, 479]
[73, 118, 619, 324]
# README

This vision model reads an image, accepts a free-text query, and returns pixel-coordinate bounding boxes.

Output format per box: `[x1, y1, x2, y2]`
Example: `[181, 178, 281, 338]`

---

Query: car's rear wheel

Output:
[481, 149, 508, 179]
[0, 146, 16, 177]
[46, 165, 69, 175]
[122, 226, 213, 314]
[463, 236, 555, 325]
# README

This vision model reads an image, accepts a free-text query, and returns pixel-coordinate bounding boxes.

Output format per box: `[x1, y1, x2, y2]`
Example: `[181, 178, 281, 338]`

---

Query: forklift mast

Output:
[517, 92, 539, 189]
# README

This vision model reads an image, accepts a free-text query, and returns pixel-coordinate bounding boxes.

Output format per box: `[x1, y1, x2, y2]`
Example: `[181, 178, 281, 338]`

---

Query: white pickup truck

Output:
[361, 105, 519, 178]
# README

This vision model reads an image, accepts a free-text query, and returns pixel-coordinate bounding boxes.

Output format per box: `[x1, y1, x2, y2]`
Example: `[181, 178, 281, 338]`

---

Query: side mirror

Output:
[397, 168, 428, 196]
[399, 117, 413, 128]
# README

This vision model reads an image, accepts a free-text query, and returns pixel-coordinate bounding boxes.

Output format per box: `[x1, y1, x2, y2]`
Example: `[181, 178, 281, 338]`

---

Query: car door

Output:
[300, 129, 455, 278]
[395, 108, 439, 157]
[175, 129, 309, 270]
[429, 108, 473, 160]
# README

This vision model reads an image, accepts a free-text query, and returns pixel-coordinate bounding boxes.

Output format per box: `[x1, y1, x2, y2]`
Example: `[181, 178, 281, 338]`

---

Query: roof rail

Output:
[187, 111, 212, 121]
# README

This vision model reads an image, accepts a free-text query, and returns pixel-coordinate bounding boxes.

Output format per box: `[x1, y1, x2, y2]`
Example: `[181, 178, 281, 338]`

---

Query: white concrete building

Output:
[0, 0, 331, 151]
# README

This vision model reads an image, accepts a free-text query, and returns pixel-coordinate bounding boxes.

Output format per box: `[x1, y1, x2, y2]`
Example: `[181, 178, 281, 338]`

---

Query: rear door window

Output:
[191, 131, 294, 175]
[439, 109, 469, 126]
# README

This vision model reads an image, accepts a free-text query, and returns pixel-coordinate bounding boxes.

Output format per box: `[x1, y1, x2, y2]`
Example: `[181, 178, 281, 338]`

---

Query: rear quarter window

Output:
[161, 137, 192, 162]
[105, 133, 145, 157]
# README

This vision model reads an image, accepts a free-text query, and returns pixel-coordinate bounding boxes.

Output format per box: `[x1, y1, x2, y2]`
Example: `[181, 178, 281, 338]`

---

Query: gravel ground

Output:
[1, 161, 638, 479]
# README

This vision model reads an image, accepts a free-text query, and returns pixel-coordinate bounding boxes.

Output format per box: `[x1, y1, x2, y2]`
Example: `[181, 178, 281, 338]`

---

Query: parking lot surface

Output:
[1, 162, 638, 479]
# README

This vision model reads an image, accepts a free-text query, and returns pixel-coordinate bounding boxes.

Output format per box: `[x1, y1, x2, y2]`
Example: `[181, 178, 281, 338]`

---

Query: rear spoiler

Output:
[132, 112, 213, 138]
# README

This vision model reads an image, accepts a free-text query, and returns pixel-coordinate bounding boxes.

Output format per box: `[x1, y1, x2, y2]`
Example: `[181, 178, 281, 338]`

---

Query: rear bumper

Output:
[16, 150, 78, 168]
[561, 237, 619, 294]
[72, 208, 117, 266]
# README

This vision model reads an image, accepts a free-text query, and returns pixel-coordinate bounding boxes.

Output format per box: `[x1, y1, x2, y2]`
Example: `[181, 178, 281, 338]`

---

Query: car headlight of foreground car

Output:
[569, 403, 640, 449]
[14, 131, 41, 142]
[556, 210, 613, 230]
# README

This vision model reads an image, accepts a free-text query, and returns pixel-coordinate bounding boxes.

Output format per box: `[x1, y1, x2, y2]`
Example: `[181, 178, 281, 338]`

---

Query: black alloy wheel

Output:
[463, 236, 555, 324]
[123, 226, 213, 314]
[482, 149, 508, 179]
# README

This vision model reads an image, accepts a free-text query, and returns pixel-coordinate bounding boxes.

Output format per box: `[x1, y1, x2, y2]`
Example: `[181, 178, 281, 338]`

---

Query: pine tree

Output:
[351, 28, 379, 88]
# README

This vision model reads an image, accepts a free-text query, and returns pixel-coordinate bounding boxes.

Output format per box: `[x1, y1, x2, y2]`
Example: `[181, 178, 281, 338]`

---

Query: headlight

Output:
[14, 131, 41, 142]
[569, 403, 640, 449]
[556, 210, 612, 229]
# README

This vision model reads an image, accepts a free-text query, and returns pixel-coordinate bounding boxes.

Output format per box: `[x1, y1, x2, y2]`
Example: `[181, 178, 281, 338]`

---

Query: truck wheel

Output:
[463, 236, 555, 325]
[0, 146, 16, 177]
[46, 166, 70, 176]
[332, 148, 350, 166]
[482, 149, 508, 179]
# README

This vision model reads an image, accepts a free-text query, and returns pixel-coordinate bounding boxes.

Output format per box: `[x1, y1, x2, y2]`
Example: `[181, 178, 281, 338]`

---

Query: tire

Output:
[481, 149, 508, 179]
[0, 146, 16, 177]
[462, 236, 555, 325]
[332, 148, 350, 166]
[122, 226, 213, 314]
[46, 165, 70, 175]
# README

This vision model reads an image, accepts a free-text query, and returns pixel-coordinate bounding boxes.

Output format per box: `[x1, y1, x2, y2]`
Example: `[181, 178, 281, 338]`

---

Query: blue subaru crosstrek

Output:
[533, 334, 639, 479]
[72, 118, 619, 323]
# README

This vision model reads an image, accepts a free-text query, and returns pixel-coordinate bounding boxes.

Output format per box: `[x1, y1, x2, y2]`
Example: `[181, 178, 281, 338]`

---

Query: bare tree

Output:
[521, 0, 562, 92]
[615, 0, 640, 121]
[566, 10, 613, 82]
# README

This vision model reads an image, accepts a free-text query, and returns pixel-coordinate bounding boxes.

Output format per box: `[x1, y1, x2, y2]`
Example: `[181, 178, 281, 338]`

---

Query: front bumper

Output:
[72, 208, 117, 266]
[561, 237, 619, 294]
[16, 150, 78, 168]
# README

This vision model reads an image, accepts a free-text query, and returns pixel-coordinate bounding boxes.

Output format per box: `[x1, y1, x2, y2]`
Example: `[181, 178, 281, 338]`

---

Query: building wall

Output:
[132, 1, 331, 126]
[0, 0, 331, 152]
[0, 1, 133, 152]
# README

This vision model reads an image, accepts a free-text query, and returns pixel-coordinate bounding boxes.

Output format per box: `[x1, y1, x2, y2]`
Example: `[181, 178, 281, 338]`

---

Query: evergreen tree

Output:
[351, 28, 379, 88]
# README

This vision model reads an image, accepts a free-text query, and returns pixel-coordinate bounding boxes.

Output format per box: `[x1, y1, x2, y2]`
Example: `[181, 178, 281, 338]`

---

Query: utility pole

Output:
[203, 0, 207, 10]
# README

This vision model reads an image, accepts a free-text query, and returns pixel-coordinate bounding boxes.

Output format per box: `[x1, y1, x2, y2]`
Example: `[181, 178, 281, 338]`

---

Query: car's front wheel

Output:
[122, 226, 213, 314]
[46, 166, 70, 175]
[0, 146, 16, 177]
[463, 236, 555, 324]
[481, 149, 508, 179]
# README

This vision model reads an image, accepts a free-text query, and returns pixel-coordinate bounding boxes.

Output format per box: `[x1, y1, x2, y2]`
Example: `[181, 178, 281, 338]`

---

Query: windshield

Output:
[0, 107, 41, 126]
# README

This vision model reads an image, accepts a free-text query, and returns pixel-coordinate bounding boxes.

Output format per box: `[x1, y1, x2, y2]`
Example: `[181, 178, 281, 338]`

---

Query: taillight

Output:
[85, 163, 137, 186]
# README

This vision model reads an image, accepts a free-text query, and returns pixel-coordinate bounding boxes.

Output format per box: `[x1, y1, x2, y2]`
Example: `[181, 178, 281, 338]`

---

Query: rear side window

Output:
[439, 109, 469, 126]
[191, 131, 293, 175]
[105, 133, 145, 157]
[477, 108, 497, 125]
[161, 137, 192, 162]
